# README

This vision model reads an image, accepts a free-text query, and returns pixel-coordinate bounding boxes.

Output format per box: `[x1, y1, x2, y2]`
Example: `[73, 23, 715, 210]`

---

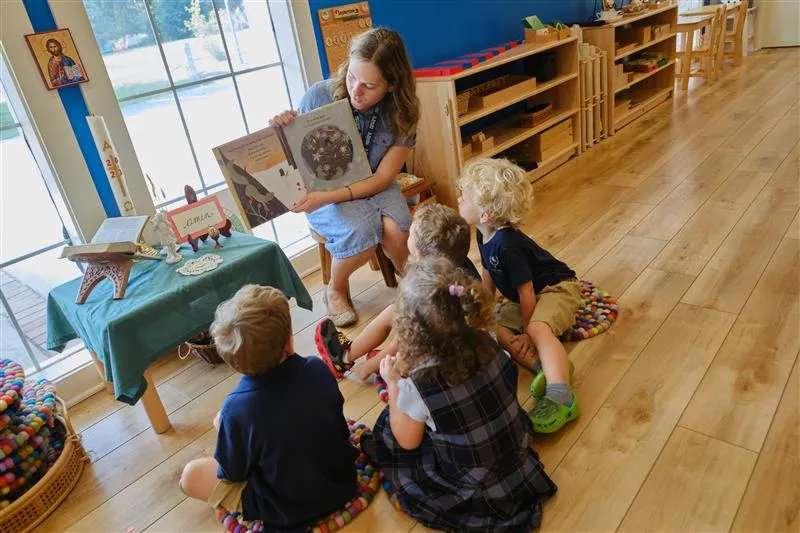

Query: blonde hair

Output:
[332, 27, 420, 139]
[458, 158, 533, 227]
[410, 204, 470, 264]
[394, 258, 496, 386]
[210, 285, 291, 375]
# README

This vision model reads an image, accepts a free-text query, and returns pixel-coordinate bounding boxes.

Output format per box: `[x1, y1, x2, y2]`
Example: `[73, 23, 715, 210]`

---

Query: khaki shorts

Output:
[208, 478, 247, 513]
[495, 279, 581, 337]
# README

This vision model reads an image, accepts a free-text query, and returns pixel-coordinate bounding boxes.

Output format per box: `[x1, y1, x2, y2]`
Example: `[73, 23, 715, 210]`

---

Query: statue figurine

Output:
[151, 210, 182, 264]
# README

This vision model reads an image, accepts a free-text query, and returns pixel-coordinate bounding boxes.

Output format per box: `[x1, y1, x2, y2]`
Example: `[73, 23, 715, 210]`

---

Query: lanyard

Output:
[352, 102, 380, 154]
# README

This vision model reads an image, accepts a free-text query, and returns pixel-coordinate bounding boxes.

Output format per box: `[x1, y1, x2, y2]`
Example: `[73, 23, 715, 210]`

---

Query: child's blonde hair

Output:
[394, 258, 496, 386]
[332, 27, 420, 139]
[210, 285, 291, 375]
[458, 158, 533, 227]
[410, 204, 470, 264]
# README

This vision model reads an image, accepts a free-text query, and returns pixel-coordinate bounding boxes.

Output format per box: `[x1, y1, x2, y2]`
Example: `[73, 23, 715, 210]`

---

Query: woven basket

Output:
[180, 333, 223, 365]
[0, 397, 90, 533]
[456, 92, 471, 115]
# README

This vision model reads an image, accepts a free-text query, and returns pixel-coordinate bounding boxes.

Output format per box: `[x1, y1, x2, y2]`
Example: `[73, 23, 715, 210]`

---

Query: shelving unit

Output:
[413, 38, 580, 208]
[582, 3, 678, 135]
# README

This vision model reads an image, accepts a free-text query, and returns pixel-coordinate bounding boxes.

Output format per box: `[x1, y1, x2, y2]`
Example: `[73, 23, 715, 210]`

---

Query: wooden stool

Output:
[310, 228, 397, 288]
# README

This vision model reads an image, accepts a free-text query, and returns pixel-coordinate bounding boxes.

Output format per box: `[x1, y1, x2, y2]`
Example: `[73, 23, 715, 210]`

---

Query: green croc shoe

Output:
[529, 392, 580, 434]
[530, 359, 575, 399]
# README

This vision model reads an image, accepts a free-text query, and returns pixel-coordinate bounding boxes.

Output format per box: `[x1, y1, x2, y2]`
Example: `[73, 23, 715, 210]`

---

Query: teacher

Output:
[270, 28, 419, 327]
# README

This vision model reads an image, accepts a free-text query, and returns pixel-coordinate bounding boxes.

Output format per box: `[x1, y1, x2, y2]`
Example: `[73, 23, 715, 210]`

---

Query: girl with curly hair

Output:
[362, 257, 557, 533]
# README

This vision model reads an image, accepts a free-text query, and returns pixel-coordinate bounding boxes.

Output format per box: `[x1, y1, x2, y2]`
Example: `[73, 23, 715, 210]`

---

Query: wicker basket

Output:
[180, 333, 224, 365]
[0, 397, 90, 533]
[456, 92, 471, 115]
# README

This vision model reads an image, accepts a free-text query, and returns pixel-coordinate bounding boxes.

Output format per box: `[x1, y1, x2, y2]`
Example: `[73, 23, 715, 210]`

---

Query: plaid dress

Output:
[372, 349, 557, 532]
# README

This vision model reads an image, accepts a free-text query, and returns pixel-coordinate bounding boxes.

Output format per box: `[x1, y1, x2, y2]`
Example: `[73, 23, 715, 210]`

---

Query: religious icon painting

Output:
[25, 28, 89, 90]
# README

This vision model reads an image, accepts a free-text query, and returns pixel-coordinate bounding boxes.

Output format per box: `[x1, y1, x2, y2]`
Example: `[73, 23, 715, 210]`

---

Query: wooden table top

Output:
[680, 2, 740, 16]
[677, 13, 715, 29]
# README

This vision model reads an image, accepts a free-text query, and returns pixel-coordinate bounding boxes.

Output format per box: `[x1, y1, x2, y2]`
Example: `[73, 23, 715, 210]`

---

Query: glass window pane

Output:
[150, 0, 229, 85]
[272, 211, 310, 248]
[236, 67, 290, 130]
[252, 221, 277, 243]
[2, 248, 83, 371]
[121, 93, 201, 203]
[178, 78, 246, 188]
[0, 84, 19, 129]
[218, 0, 279, 71]
[1, 132, 68, 260]
[84, 0, 170, 100]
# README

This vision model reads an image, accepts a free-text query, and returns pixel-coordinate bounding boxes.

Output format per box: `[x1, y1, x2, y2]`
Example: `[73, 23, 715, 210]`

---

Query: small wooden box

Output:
[556, 26, 571, 40]
[471, 75, 537, 108]
[652, 23, 672, 39]
[525, 27, 558, 44]
[462, 143, 473, 159]
[520, 102, 554, 127]
[471, 134, 494, 153]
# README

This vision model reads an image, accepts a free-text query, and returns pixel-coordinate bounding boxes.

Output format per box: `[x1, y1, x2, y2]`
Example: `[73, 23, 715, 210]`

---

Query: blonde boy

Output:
[316, 203, 480, 380]
[180, 285, 358, 529]
[457, 158, 580, 434]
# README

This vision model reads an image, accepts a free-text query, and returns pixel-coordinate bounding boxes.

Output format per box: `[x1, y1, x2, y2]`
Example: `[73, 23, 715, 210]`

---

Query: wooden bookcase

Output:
[582, 3, 678, 135]
[412, 38, 580, 208]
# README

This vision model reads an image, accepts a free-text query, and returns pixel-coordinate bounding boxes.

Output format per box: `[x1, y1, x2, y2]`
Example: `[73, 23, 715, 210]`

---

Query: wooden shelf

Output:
[464, 108, 578, 161]
[458, 72, 578, 126]
[614, 31, 677, 61]
[607, 3, 678, 27]
[525, 142, 579, 182]
[614, 59, 676, 93]
[418, 38, 578, 82]
[615, 86, 672, 129]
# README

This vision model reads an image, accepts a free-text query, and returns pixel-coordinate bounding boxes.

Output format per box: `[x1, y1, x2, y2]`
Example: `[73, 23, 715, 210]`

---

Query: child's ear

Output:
[285, 335, 294, 356]
[479, 211, 492, 224]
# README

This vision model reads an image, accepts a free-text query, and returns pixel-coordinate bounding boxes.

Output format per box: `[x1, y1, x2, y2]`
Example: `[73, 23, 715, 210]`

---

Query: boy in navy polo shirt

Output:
[457, 158, 581, 434]
[179, 285, 358, 531]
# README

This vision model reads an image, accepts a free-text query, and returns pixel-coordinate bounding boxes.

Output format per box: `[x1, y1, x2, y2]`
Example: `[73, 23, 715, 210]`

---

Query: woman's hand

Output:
[380, 355, 402, 385]
[291, 191, 334, 213]
[269, 110, 297, 127]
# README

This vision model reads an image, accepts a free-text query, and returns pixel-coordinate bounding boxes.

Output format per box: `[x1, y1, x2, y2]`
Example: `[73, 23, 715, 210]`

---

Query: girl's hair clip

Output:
[448, 283, 465, 297]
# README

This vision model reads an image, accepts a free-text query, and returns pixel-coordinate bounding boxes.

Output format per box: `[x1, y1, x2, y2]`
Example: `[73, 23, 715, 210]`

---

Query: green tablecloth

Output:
[46, 233, 312, 405]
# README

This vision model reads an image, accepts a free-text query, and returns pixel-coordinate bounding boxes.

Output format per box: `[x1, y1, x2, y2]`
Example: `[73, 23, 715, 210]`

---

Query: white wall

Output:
[0, 0, 105, 243]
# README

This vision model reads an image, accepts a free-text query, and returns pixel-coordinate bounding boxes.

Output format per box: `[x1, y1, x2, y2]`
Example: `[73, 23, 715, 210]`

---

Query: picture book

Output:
[213, 99, 371, 230]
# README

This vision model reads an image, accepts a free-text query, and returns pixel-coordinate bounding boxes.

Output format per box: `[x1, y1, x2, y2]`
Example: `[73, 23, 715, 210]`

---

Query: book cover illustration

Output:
[213, 128, 306, 230]
[277, 99, 372, 193]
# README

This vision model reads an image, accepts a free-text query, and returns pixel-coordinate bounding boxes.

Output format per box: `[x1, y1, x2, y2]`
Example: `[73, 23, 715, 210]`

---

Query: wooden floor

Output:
[45, 48, 798, 533]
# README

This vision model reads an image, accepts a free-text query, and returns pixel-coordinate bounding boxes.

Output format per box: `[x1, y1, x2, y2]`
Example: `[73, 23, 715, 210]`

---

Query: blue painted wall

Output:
[309, 0, 598, 77]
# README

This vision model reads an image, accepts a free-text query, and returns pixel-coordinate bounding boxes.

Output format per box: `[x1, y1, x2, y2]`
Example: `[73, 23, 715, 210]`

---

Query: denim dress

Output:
[297, 80, 414, 258]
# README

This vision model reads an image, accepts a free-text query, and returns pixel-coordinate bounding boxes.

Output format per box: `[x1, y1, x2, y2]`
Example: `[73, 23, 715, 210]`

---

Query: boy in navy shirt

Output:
[458, 158, 581, 434]
[179, 285, 358, 531]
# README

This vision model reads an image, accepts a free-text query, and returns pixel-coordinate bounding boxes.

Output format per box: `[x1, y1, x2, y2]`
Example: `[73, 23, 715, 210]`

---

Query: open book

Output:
[61, 216, 158, 261]
[212, 99, 371, 230]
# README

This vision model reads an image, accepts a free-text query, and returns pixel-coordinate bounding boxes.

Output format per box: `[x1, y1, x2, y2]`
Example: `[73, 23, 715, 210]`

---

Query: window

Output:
[0, 59, 85, 375]
[84, 0, 312, 252]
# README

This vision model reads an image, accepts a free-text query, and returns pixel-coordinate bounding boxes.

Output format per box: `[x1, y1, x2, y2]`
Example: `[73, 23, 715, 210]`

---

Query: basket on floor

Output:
[0, 397, 90, 533]
[180, 333, 223, 365]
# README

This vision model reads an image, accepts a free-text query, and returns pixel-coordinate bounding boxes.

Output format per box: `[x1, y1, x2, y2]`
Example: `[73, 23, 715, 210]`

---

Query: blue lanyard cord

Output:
[352, 102, 381, 153]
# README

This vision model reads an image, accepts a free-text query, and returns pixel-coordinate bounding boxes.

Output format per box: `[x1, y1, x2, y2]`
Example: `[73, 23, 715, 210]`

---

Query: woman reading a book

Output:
[270, 28, 419, 327]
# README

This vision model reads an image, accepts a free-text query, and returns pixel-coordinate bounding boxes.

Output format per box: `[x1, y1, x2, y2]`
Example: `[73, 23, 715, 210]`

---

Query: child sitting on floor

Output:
[179, 285, 358, 530]
[316, 203, 480, 380]
[361, 258, 557, 532]
[458, 157, 581, 434]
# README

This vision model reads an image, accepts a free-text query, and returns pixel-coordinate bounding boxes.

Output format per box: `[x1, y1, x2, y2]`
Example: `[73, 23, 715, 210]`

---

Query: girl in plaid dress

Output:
[364, 258, 557, 532]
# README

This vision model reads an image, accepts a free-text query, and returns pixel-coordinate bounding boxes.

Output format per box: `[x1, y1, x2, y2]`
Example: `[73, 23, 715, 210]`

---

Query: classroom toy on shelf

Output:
[414, 41, 520, 78]
[470, 132, 494, 153]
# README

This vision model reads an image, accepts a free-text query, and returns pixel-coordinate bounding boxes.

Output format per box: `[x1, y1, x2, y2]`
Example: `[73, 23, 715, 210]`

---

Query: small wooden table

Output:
[676, 13, 716, 90]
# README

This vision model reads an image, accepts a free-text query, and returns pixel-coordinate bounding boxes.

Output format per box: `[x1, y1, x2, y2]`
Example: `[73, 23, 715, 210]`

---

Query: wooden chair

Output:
[724, 0, 749, 66]
[310, 227, 397, 288]
[687, 7, 727, 86]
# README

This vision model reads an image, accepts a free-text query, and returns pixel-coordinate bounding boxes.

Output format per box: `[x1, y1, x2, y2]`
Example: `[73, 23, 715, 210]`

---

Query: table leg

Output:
[682, 29, 694, 91]
[89, 351, 114, 395]
[142, 369, 171, 434]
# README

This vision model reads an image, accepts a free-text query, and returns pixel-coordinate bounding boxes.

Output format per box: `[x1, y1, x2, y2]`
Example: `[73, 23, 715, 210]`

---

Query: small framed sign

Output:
[167, 196, 226, 243]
